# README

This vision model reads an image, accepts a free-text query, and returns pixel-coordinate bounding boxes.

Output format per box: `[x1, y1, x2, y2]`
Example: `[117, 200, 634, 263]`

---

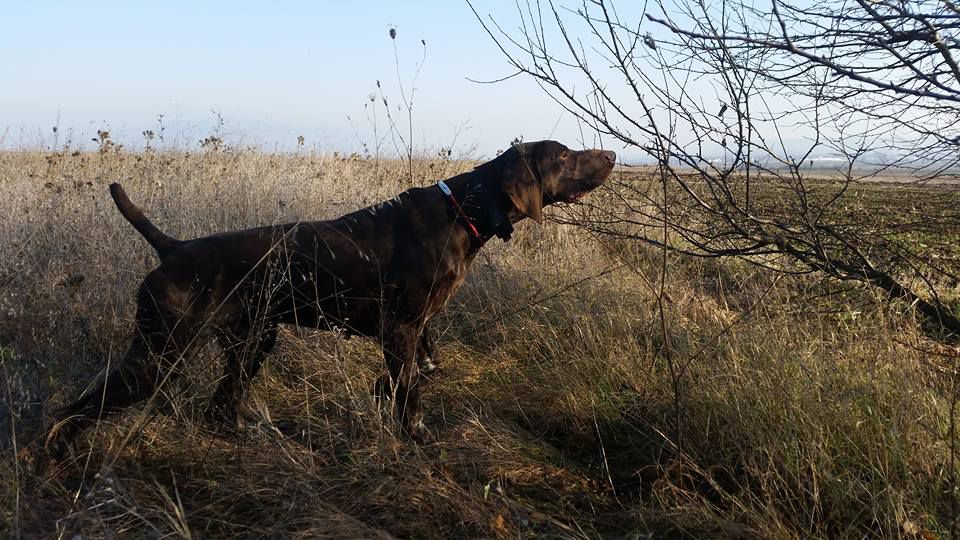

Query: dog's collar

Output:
[438, 180, 486, 245]
[438, 179, 514, 246]
[479, 175, 514, 242]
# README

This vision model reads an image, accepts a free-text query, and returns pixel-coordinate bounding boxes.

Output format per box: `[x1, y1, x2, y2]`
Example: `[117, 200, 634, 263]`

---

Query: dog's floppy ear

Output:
[500, 145, 543, 223]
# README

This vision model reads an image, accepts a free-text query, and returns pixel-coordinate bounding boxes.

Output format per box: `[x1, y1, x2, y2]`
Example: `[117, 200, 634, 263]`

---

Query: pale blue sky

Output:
[1, 1, 622, 157]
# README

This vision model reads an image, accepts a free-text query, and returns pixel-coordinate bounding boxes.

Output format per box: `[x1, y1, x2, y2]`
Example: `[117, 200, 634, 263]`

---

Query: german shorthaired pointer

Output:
[41, 140, 615, 456]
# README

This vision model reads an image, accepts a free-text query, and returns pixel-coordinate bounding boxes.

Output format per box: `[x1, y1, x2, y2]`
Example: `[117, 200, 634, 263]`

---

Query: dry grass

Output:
[1, 147, 958, 538]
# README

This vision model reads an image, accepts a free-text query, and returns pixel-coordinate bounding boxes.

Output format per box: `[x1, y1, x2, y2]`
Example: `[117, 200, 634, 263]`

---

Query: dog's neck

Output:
[438, 172, 514, 246]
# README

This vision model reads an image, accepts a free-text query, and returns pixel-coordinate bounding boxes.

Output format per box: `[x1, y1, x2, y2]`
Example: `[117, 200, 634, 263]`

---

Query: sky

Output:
[1, 1, 621, 158]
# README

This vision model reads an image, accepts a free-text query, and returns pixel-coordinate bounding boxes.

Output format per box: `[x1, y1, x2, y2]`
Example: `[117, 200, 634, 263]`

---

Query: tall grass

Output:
[0, 146, 957, 538]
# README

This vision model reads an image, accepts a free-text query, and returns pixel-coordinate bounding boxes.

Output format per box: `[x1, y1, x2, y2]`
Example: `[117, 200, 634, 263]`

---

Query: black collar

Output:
[478, 174, 514, 242]
[436, 176, 513, 247]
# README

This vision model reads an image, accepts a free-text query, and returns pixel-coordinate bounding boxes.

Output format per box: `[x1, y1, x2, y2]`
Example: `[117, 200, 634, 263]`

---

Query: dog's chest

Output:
[424, 258, 469, 318]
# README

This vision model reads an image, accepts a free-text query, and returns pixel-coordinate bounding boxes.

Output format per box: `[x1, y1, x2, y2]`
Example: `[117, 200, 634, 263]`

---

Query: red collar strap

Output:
[437, 180, 485, 244]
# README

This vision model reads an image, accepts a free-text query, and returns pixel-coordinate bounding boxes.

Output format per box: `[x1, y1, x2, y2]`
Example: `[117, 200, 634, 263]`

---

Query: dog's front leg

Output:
[381, 324, 426, 442]
[416, 323, 440, 375]
[373, 322, 439, 399]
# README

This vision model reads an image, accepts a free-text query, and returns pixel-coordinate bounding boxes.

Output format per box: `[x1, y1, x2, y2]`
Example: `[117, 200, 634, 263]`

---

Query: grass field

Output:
[1, 147, 959, 538]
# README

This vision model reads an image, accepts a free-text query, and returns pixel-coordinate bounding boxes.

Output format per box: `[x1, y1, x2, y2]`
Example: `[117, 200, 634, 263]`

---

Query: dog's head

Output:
[492, 140, 615, 223]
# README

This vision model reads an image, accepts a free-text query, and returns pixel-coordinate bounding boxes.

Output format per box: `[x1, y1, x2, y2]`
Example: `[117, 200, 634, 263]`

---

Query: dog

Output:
[41, 140, 615, 456]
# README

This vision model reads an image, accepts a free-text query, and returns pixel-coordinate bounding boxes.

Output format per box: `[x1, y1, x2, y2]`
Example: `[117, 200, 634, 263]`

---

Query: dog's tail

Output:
[109, 183, 182, 257]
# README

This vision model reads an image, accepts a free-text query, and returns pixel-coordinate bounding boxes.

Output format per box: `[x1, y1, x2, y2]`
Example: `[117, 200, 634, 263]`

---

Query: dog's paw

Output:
[18, 435, 65, 477]
[41, 424, 72, 467]
[404, 419, 431, 444]
[17, 444, 45, 476]
[417, 356, 440, 376]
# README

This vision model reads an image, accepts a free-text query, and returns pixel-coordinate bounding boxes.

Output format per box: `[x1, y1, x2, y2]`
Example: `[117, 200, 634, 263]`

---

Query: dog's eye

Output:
[560, 150, 570, 159]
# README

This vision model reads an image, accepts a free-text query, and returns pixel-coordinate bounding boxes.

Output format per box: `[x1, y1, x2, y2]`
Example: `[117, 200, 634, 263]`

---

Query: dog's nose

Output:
[601, 150, 616, 163]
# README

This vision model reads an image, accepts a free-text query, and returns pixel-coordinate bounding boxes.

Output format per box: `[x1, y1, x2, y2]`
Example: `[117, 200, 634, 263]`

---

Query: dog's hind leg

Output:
[43, 336, 164, 459]
[206, 322, 278, 429]
[41, 278, 205, 461]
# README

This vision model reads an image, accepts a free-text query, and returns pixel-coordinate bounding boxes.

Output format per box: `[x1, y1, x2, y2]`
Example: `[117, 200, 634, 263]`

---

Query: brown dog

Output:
[42, 140, 615, 454]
